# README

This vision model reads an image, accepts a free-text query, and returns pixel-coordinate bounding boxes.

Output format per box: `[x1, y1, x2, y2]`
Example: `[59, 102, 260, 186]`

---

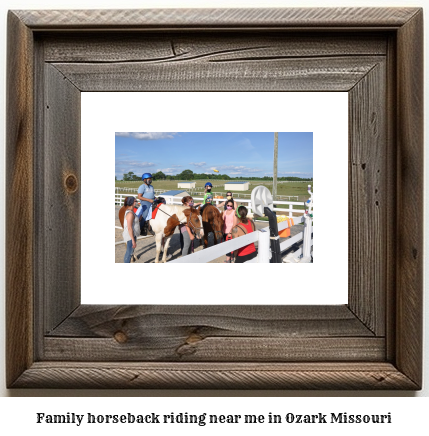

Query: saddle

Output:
[151, 197, 166, 220]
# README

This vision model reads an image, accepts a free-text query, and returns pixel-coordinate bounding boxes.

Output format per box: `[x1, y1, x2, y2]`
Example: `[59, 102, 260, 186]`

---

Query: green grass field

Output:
[115, 179, 313, 201]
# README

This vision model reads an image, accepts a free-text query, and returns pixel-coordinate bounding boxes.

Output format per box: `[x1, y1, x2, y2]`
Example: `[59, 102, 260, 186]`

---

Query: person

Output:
[137, 172, 155, 236]
[179, 196, 202, 256]
[231, 205, 257, 263]
[122, 196, 140, 263]
[218, 191, 238, 211]
[203, 182, 213, 204]
[199, 191, 214, 216]
[222, 199, 238, 263]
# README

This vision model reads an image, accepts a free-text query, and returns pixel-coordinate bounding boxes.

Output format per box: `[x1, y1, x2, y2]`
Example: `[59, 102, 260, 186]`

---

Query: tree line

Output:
[118, 170, 312, 182]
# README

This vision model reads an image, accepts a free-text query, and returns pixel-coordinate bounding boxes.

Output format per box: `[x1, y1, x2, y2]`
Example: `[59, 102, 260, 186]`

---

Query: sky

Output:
[115, 132, 313, 179]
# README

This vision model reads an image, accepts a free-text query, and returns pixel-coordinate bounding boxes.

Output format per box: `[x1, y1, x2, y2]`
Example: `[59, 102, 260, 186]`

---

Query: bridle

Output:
[187, 211, 204, 232]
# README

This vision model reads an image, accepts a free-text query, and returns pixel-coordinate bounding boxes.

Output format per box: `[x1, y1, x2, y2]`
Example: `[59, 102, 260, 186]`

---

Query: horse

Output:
[150, 204, 202, 263]
[200, 204, 224, 249]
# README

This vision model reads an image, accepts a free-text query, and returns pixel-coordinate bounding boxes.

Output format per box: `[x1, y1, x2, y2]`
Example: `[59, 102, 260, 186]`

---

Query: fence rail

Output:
[115, 186, 299, 201]
[115, 193, 310, 218]
[170, 215, 309, 264]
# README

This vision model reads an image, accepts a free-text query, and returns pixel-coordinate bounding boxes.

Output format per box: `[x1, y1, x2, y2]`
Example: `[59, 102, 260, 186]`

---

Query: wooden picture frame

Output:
[6, 7, 423, 389]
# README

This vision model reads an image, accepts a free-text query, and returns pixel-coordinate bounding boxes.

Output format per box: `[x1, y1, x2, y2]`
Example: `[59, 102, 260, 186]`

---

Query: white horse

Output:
[149, 204, 202, 263]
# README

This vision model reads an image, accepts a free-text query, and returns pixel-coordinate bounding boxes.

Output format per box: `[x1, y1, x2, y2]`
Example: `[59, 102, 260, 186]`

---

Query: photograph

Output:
[114, 132, 313, 264]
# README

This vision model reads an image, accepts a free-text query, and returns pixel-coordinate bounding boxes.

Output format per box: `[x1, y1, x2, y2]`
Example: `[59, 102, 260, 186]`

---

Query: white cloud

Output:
[157, 168, 177, 175]
[190, 162, 206, 167]
[115, 160, 155, 169]
[115, 132, 178, 140]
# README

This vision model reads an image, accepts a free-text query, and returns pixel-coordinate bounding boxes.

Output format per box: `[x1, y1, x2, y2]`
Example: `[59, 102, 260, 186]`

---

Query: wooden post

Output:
[273, 132, 278, 202]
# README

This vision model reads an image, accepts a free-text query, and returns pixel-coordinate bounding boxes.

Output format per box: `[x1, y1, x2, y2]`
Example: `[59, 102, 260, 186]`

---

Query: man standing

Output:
[137, 172, 156, 236]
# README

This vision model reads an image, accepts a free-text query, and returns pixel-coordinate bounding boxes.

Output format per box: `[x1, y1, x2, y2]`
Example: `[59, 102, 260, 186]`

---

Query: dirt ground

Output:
[115, 206, 304, 263]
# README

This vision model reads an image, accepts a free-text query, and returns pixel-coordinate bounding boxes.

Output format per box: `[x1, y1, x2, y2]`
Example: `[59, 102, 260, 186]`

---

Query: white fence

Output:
[170, 215, 312, 263]
[115, 193, 308, 219]
[115, 187, 299, 201]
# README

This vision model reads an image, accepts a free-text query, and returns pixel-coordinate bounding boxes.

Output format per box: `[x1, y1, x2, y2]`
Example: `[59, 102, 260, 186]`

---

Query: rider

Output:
[137, 172, 156, 236]
[203, 182, 213, 204]
[200, 182, 214, 216]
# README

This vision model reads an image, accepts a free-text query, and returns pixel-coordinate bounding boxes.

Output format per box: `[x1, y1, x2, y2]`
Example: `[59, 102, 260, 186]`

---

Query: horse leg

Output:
[162, 236, 172, 263]
[154, 233, 163, 263]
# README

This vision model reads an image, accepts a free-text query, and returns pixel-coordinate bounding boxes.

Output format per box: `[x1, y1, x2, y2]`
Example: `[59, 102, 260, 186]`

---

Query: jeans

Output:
[124, 239, 135, 263]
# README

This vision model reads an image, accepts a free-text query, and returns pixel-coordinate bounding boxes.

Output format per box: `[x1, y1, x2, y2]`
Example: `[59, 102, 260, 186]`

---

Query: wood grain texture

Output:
[384, 34, 398, 364]
[42, 33, 388, 63]
[44, 305, 379, 362]
[395, 9, 423, 387]
[14, 8, 420, 29]
[52, 56, 384, 92]
[6, 7, 423, 390]
[5, 11, 34, 388]
[48, 305, 374, 338]
[348, 61, 386, 336]
[44, 337, 385, 362]
[11, 362, 419, 390]
[43, 64, 81, 333]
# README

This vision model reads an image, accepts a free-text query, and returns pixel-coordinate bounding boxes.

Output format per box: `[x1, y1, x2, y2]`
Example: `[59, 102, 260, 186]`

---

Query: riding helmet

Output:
[142, 173, 153, 180]
[205, 182, 213, 187]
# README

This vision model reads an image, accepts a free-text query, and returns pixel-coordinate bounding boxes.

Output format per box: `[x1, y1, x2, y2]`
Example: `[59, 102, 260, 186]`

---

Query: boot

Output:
[141, 221, 148, 236]
[147, 223, 155, 236]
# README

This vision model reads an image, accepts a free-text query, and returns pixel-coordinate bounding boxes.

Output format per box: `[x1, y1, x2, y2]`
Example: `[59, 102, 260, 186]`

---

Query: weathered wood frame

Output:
[6, 8, 423, 389]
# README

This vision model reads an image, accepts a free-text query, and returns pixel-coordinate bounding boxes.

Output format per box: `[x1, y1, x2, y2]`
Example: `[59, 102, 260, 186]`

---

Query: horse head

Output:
[184, 208, 203, 239]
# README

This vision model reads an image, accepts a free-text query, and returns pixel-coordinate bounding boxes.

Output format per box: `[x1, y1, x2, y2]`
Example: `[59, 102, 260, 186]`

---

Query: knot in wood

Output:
[64, 174, 78, 194]
[114, 331, 128, 343]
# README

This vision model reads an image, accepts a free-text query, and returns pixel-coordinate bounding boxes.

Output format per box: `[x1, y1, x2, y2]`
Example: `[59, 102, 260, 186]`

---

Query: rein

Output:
[157, 205, 202, 231]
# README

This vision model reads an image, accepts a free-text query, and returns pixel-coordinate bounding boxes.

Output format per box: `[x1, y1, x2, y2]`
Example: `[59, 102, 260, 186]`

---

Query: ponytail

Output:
[238, 206, 248, 224]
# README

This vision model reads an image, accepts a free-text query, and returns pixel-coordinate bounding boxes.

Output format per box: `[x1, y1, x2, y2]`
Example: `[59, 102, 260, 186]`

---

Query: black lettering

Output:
[318, 413, 327, 423]
[286, 413, 295, 423]
[331, 413, 344, 423]
[244, 415, 264, 424]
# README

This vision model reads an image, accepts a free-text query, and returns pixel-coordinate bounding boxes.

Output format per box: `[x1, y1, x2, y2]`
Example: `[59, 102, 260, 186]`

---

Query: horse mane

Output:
[202, 204, 224, 227]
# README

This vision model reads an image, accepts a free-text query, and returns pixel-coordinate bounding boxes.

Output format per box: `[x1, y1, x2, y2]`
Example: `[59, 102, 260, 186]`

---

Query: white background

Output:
[0, 0, 428, 422]
[81, 92, 348, 305]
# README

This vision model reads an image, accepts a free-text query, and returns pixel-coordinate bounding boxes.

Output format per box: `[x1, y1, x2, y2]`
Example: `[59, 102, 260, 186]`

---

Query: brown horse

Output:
[200, 205, 224, 248]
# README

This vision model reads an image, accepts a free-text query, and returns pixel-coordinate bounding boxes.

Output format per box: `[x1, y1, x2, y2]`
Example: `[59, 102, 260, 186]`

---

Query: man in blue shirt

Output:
[137, 172, 156, 236]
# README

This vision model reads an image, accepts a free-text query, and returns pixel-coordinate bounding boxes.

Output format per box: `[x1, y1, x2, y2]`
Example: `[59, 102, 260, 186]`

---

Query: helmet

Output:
[142, 173, 153, 180]
[205, 182, 213, 187]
